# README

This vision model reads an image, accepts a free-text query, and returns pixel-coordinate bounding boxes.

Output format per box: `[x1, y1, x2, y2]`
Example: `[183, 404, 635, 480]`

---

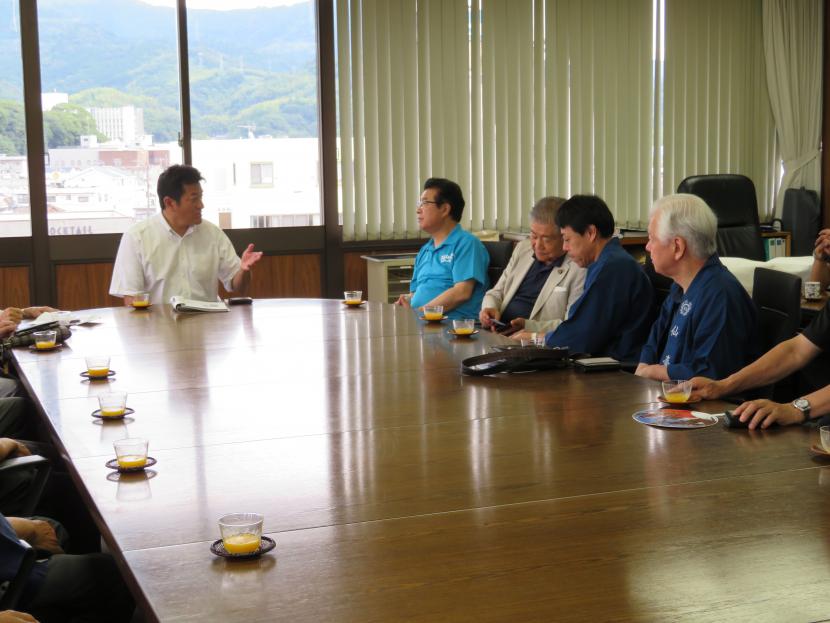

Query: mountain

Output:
[0, 0, 318, 140]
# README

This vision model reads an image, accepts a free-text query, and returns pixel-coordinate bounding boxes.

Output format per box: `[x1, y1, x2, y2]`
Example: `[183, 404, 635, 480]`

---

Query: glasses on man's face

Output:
[417, 199, 440, 208]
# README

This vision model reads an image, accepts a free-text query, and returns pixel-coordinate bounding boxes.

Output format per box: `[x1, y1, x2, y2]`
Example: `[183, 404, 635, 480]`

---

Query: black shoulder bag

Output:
[461, 346, 570, 376]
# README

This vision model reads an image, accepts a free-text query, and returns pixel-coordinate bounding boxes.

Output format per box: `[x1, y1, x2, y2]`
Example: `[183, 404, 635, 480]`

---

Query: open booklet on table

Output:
[169, 296, 229, 313]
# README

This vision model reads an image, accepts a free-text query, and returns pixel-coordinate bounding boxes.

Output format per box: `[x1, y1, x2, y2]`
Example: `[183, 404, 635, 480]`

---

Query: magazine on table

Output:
[169, 296, 229, 313]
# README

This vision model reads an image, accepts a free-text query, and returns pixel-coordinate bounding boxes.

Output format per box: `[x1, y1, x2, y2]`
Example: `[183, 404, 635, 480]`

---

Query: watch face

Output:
[794, 398, 810, 410]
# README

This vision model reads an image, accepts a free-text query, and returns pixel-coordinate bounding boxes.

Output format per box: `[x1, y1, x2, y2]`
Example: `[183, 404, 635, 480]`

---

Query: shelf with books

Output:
[761, 231, 791, 259]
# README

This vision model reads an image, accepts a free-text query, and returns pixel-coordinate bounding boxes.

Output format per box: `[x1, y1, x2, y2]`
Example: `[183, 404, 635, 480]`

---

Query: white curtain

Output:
[661, 0, 780, 219]
[762, 0, 823, 215]
[337, 0, 783, 240]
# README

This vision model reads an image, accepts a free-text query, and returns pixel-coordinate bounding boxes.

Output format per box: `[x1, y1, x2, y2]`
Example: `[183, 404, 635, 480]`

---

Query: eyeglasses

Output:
[417, 199, 440, 208]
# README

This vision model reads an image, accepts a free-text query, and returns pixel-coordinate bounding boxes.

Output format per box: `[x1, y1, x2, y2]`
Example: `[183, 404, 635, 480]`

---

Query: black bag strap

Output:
[461, 347, 569, 376]
[0, 325, 72, 368]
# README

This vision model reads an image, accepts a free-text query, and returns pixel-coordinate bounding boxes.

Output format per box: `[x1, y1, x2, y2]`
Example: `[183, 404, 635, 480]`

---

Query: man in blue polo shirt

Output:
[636, 194, 758, 381]
[544, 194, 653, 361]
[396, 178, 489, 320]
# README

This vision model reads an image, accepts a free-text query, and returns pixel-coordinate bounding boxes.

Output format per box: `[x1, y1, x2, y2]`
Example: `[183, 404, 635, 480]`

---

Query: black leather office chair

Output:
[0, 453, 51, 516]
[677, 174, 767, 261]
[752, 267, 802, 400]
[482, 241, 514, 287]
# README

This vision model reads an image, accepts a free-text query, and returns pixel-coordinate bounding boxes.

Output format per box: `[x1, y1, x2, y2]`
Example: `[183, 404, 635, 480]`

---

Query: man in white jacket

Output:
[479, 196, 586, 336]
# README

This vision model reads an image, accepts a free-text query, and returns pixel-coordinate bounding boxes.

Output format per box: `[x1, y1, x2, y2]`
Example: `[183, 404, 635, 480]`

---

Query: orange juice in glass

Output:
[423, 304, 444, 321]
[33, 330, 57, 350]
[452, 319, 475, 335]
[113, 437, 148, 469]
[98, 391, 128, 418]
[661, 379, 691, 403]
[219, 513, 264, 555]
[131, 292, 151, 309]
[85, 355, 111, 378]
[343, 290, 363, 305]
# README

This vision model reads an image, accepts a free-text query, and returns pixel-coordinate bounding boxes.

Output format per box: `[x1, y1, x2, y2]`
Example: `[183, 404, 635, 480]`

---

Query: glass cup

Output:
[520, 333, 544, 347]
[113, 437, 149, 470]
[131, 292, 151, 308]
[33, 329, 57, 350]
[98, 391, 128, 418]
[423, 305, 444, 321]
[452, 319, 475, 335]
[85, 355, 111, 378]
[820, 426, 830, 453]
[218, 512, 264, 555]
[343, 290, 363, 305]
[804, 281, 822, 300]
[661, 379, 692, 403]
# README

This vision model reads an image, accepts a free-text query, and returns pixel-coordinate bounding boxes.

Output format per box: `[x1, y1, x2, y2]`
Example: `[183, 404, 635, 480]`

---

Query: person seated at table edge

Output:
[810, 227, 830, 292]
[543, 194, 653, 361]
[395, 178, 489, 320]
[480, 196, 586, 336]
[690, 297, 830, 429]
[109, 164, 263, 306]
[635, 194, 758, 381]
[0, 512, 134, 622]
[1, 306, 57, 401]
[0, 307, 57, 340]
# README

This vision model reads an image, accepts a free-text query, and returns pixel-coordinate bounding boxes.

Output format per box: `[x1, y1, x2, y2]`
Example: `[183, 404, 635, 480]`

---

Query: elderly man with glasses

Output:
[480, 196, 586, 337]
[395, 178, 489, 320]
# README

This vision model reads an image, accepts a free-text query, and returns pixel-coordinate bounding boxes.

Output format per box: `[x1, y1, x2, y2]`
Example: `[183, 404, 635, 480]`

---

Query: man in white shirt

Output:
[109, 165, 263, 305]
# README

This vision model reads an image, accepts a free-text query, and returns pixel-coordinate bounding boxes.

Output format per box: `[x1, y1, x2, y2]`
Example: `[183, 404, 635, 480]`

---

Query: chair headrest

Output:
[677, 174, 758, 227]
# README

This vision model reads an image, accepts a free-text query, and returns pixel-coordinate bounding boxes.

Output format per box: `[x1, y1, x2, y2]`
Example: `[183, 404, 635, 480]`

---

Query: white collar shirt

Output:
[109, 213, 242, 305]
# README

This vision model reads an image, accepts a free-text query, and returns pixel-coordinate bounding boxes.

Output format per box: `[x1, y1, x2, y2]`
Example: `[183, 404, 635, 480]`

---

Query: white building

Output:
[1, 137, 322, 235]
[189, 137, 321, 229]
[88, 106, 145, 145]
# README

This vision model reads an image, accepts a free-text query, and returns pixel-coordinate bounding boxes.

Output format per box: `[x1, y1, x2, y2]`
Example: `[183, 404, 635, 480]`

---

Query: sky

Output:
[140, 0, 308, 9]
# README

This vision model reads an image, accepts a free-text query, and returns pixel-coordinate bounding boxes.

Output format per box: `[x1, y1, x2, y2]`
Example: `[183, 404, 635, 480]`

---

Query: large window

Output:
[0, 2, 30, 237]
[37, 0, 182, 236]
[187, 0, 321, 230]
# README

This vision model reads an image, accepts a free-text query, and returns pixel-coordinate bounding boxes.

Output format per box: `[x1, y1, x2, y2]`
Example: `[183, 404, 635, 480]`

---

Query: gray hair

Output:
[651, 194, 717, 259]
[529, 196, 567, 226]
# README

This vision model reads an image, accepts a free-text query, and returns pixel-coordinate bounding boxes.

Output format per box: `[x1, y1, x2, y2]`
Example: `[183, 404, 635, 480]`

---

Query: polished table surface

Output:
[12, 300, 830, 622]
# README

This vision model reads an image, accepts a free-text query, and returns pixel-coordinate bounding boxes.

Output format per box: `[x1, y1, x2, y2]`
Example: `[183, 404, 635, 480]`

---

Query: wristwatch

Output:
[792, 398, 811, 422]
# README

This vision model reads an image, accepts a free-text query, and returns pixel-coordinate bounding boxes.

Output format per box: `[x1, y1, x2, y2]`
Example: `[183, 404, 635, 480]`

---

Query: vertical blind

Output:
[336, 0, 780, 241]
[661, 0, 780, 217]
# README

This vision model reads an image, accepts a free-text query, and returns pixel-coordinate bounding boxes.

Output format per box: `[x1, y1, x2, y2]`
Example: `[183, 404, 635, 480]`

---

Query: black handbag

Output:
[461, 346, 570, 376]
[0, 323, 72, 366]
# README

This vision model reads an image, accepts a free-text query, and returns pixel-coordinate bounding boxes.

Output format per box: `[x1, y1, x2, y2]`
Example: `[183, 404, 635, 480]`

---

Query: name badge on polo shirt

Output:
[440, 252, 455, 264]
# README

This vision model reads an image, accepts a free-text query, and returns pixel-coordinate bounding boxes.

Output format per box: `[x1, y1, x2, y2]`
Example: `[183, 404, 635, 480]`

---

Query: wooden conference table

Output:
[11, 299, 830, 622]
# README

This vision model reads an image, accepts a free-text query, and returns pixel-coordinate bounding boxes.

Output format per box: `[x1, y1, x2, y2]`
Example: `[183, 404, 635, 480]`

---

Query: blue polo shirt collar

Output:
[430, 223, 463, 250]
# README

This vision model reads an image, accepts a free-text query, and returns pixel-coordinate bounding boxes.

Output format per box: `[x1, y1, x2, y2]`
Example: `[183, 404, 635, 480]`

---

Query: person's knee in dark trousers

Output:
[23, 552, 135, 623]
[0, 376, 19, 399]
[0, 398, 30, 439]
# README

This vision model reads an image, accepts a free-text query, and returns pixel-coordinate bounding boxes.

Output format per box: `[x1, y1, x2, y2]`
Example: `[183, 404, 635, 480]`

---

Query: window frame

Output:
[3, 0, 344, 304]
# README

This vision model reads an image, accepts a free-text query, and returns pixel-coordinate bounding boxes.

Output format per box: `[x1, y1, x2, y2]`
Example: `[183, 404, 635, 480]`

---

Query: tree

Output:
[43, 103, 105, 149]
[0, 100, 26, 155]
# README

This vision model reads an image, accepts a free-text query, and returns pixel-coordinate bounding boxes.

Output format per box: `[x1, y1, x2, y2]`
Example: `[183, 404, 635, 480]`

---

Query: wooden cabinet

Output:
[362, 254, 417, 303]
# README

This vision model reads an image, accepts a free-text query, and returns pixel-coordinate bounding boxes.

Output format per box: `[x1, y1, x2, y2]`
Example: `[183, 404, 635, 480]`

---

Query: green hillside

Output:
[0, 0, 318, 142]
